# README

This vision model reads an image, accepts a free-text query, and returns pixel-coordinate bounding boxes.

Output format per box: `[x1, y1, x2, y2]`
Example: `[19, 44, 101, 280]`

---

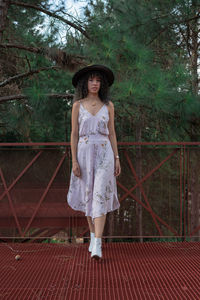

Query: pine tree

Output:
[81, 0, 200, 142]
[0, 0, 86, 142]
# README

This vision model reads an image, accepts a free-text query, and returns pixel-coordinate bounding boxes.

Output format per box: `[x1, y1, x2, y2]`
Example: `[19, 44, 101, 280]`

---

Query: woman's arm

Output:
[107, 101, 121, 177]
[70, 101, 81, 177]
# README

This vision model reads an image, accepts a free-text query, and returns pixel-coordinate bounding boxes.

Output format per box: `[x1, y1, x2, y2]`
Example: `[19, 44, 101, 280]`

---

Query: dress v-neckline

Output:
[80, 101, 105, 117]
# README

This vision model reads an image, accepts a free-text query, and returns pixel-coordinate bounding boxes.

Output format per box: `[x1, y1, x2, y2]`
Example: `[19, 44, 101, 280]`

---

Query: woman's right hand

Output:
[72, 161, 81, 177]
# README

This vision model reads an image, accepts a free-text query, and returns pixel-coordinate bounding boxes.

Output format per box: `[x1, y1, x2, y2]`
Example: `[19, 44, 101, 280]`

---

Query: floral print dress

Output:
[67, 100, 120, 223]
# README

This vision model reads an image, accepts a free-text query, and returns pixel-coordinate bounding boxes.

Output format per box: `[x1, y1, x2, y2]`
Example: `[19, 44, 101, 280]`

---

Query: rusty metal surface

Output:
[0, 241, 199, 299]
[0, 143, 200, 240]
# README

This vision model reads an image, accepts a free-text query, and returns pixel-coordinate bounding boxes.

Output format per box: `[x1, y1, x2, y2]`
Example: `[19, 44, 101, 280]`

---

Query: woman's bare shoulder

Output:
[107, 101, 114, 111]
[72, 100, 81, 110]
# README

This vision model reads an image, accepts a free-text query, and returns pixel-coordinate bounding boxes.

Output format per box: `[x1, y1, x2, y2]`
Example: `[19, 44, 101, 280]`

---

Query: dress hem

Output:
[67, 203, 120, 221]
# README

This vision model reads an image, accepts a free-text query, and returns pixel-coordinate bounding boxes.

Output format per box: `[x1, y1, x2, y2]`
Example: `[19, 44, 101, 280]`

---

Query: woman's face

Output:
[87, 75, 101, 95]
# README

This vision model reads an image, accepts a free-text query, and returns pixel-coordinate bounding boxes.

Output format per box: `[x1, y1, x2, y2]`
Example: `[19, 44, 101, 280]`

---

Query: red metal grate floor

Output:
[0, 241, 200, 299]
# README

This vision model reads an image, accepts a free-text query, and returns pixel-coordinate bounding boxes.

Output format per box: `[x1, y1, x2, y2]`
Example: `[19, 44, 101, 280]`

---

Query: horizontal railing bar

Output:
[0, 142, 70, 146]
[0, 236, 195, 239]
[0, 141, 200, 147]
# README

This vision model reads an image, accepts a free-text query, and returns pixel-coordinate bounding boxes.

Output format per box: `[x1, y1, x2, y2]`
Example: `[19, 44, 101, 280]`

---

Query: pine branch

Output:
[149, 11, 200, 25]
[146, 27, 168, 46]
[0, 43, 86, 70]
[10, 1, 90, 39]
[0, 93, 73, 104]
[0, 43, 41, 53]
[177, 24, 192, 57]
[25, 55, 31, 71]
[146, 12, 200, 47]
[0, 66, 60, 87]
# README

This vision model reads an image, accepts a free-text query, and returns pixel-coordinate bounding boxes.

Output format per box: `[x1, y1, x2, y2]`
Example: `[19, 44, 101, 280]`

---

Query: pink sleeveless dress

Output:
[67, 100, 120, 223]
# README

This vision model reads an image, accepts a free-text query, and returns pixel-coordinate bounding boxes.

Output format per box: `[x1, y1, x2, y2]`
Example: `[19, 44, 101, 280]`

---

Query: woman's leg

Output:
[87, 216, 95, 252]
[87, 216, 95, 233]
[94, 214, 106, 238]
[91, 214, 106, 259]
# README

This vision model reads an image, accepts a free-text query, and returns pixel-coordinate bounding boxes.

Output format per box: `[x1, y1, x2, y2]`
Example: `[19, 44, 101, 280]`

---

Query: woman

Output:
[67, 64, 121, 260]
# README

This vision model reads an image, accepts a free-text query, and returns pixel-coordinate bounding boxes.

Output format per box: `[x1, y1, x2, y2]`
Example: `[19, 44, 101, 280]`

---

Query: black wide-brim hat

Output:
[72, 64, 114, 87]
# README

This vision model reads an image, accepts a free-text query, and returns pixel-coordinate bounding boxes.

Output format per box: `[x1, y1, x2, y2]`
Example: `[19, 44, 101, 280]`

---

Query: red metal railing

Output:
[0, 142, 199, 241]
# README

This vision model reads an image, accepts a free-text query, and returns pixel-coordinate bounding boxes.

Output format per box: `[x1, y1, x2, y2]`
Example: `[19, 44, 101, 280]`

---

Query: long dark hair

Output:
[73, 71, 110, 105]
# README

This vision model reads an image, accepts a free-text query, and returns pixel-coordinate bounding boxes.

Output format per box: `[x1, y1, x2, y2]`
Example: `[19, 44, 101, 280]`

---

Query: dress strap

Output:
[78, 100, 83, 109]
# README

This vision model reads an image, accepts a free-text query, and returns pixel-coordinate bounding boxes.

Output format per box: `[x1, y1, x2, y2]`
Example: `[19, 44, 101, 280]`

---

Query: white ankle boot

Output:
[89, 232, 95, 252]
[91, 237, 102, 260]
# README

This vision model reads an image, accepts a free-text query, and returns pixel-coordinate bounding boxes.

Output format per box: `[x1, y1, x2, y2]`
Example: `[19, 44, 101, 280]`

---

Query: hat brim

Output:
[72, 64, 114, 87]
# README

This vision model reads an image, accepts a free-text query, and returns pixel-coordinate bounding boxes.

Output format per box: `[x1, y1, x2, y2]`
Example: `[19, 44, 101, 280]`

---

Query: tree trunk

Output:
[0, 0, 9, 43]
[190, 10, 199, 95]
[188, 1, 200, 241]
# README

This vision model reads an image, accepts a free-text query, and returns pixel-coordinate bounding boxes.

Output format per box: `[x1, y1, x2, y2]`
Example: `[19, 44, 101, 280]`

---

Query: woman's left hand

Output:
[114, 159, 121, 177]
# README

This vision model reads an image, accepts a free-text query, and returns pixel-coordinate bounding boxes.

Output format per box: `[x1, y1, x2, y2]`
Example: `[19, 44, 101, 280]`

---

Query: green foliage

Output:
[1, 0, 200, 142]
[1, 0, 74, 142]
[80, 0, 200, 141]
